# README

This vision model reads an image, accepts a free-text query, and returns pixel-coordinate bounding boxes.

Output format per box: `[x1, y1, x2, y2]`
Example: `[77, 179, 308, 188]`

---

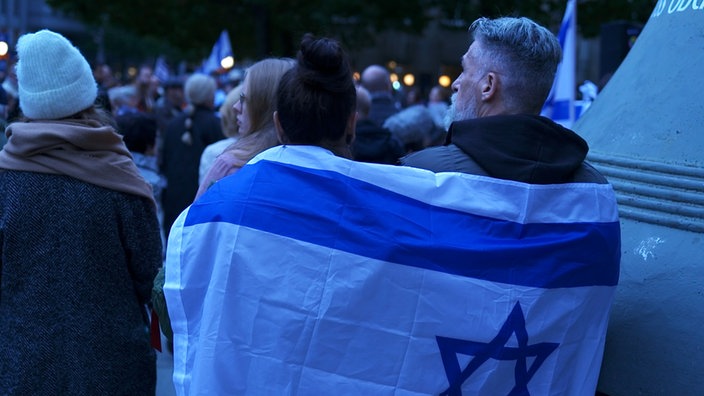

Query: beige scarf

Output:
[0, 119, 155, 205]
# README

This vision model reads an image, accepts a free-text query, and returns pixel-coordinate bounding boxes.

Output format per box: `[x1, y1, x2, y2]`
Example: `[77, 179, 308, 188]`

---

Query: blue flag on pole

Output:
[165, 145, 620, 395]
[198, 30, 233, 75]
[542, 0, 577, 127]
[154, 56, 170, 83]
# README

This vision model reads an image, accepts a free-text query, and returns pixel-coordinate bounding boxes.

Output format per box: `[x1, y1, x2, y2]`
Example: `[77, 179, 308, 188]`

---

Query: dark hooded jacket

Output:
[401, 114, 606, 184]
[353, 119, 405, 165]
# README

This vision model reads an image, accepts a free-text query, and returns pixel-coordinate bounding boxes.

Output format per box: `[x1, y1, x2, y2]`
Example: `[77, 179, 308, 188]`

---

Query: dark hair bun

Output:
[297, 33, 352, 93]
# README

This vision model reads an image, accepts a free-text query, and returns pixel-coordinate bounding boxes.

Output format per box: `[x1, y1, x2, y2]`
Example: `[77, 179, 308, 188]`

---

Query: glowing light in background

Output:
[403, 73, 415, 86]
[220, 56, 235, 69]
[438, 75, 452, 87]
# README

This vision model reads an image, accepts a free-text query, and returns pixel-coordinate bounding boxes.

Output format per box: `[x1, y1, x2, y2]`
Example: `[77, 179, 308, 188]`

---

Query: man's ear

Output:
[273, 111, 288, 144]
[480, 72, 499, 102]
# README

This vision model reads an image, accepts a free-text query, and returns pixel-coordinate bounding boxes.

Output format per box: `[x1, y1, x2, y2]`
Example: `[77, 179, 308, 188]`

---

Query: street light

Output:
[0, 40, 8, 57]
[220, 55, 234, 70]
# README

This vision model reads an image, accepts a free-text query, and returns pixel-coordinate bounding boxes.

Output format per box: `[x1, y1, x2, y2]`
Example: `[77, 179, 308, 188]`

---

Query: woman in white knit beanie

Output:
[0, 29, 162, 395]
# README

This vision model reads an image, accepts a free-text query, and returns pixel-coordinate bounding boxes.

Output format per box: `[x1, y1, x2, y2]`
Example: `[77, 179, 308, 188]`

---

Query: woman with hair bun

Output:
[273, 33, 357, 157]
[165, 35, 367, 394]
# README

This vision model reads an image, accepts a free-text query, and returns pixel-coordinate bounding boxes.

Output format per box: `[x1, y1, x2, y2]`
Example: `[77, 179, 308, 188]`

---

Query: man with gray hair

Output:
[402, 16, 605, 185]
[401, 16, 620, 394]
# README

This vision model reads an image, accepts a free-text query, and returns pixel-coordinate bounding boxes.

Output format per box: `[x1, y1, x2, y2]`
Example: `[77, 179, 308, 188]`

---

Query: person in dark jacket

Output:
[360, 64, 399, 127]
[353, 86, 404, 164]
[0, 29, 162, 395]
[160, 73, 222, 239]
[402, 16, 606, 185]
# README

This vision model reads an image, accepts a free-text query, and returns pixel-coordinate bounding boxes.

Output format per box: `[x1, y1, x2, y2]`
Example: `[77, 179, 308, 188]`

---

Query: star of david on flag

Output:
[437, 302, 559, 395]
[165, 145, 620, 395]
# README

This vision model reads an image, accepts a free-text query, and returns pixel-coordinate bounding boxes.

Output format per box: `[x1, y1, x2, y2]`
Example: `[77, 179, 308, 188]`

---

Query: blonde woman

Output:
[196, 58, 294, 199]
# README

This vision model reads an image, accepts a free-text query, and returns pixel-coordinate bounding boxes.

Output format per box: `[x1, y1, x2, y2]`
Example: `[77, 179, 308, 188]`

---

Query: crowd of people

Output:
[0, 15, 620, 396]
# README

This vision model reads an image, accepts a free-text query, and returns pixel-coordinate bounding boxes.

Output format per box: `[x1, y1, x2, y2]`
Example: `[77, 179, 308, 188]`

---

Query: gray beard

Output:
[445, 93, 477, 131]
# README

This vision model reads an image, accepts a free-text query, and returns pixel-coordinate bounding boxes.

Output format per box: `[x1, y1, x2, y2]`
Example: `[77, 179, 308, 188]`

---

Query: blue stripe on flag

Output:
[551, 99, 573, 120]
[557, 9, 573, 48]
[542, 0, 577, 125]
[187, 160, 620, 289]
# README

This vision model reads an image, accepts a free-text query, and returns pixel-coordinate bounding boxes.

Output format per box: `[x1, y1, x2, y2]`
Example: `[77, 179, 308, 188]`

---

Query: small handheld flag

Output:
[198, 30, 233, 75]
[154, 56, 170, 83]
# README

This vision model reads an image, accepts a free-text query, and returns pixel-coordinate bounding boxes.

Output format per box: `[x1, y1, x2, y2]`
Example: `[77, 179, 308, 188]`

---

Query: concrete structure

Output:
[574, 1, 704, 394]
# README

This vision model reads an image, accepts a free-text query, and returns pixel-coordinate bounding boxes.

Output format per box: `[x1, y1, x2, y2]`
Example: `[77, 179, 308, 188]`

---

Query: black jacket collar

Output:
[447, 114, 589, 184]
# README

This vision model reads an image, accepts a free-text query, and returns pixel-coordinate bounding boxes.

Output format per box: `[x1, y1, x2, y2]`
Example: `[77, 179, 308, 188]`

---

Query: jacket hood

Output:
[448, 114, 589, 184]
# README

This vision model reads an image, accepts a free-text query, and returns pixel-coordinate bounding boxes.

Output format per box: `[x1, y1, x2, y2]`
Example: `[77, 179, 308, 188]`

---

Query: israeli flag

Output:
[198, 30, 233, 75]
[165, 145, 620, 395]
[542, 0, 577, 127]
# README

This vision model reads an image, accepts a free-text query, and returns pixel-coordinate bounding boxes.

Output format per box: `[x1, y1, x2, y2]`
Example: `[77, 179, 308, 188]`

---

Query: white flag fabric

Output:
[165, 145, 620, 395]
[542, 0, 577, 127]
[198, 30, 233, 75]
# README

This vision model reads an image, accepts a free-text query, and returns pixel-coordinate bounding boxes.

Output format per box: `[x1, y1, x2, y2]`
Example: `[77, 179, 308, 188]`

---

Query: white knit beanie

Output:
[16, 29, 97, 120]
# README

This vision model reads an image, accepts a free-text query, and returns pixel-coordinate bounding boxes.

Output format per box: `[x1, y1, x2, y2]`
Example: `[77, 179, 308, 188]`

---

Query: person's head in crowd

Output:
[184, 73, 216, 109]
[426, 85, 451, 143]
[275, 33, 357, 158]
[360, 64, 392, 94]
[133, 64, 158, 112]
[234, 58, 294, 137]
[136, 65, 153, 86]
[448, 16, 561, 125]
[15, 29, 98, 121]
[219, 83, 243, 138]
[353, 85, 405, 165]
[359, 64, 398, 127]
[383, 105, 435, 154]
[403, 87, 422, 108]
[108, 85, 138, 116]
[162, 77, 185, 109]
[93, 64, 116, 89]
[355, 86, 371, 120]
[2, 64, 19, 124]
[116, 112, 158, 155]
[428, 85, 450, 104]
